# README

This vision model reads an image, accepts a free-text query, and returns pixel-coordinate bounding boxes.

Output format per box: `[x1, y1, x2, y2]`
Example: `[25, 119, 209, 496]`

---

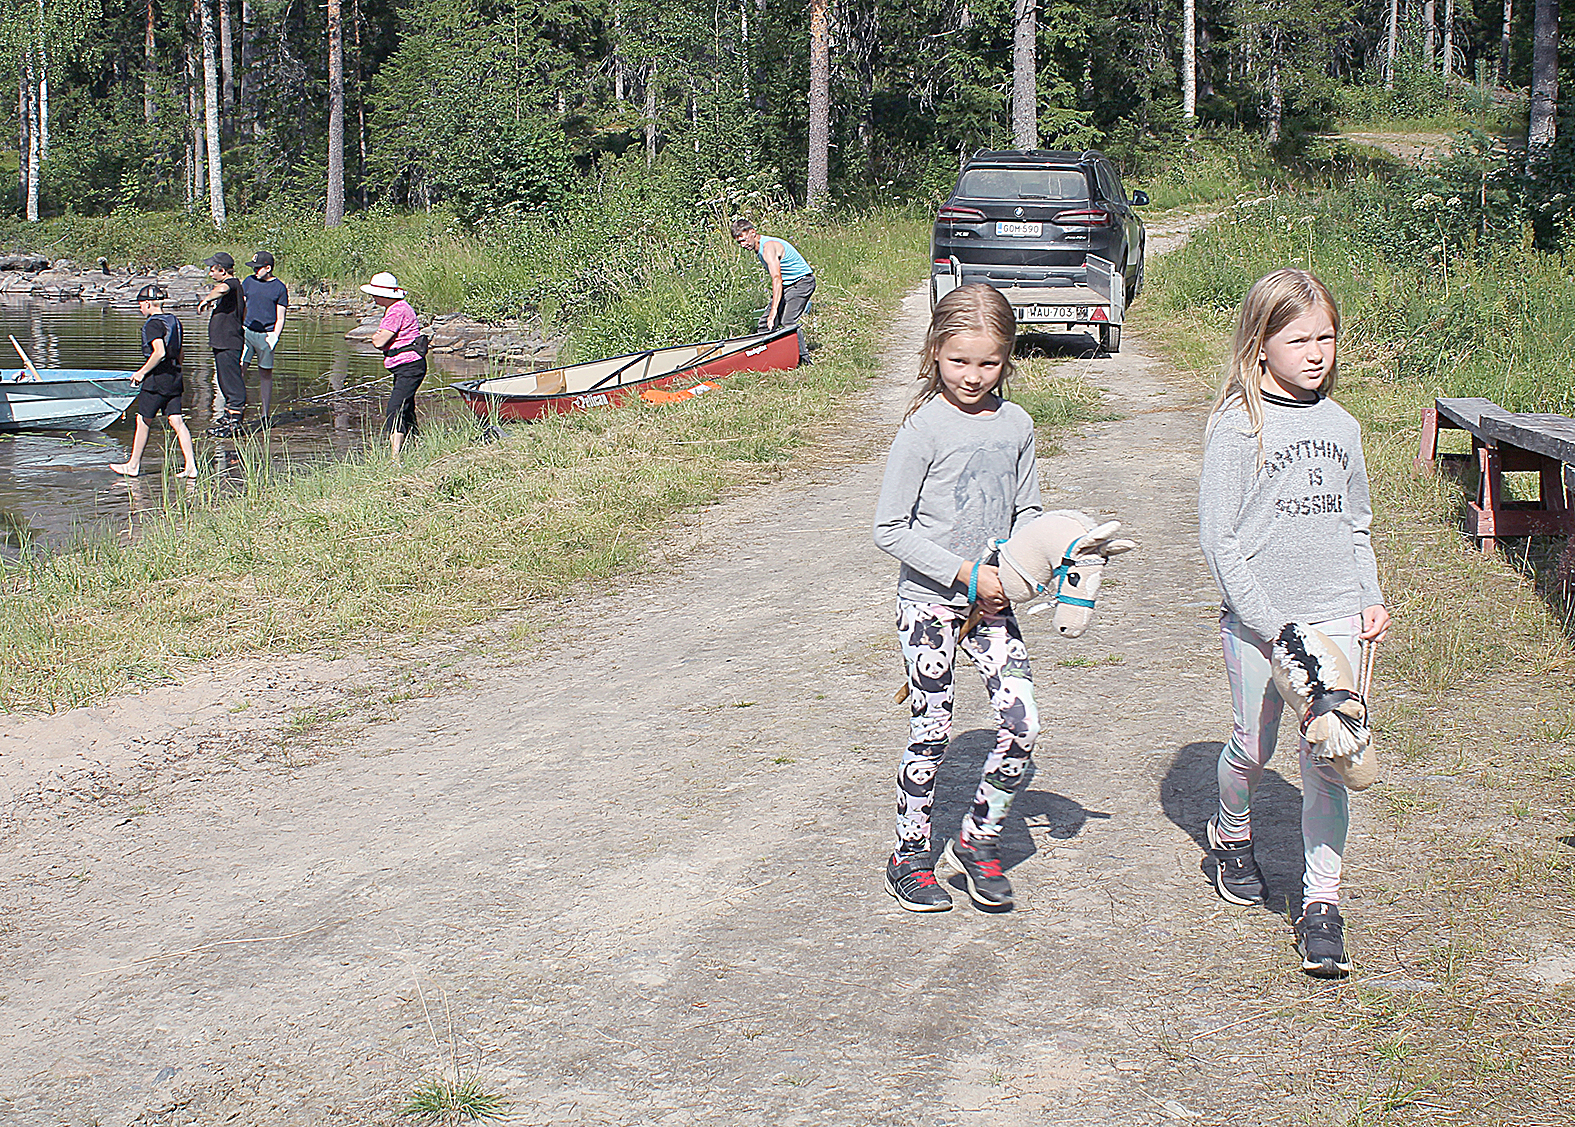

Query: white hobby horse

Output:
[895, 510, 1136, 701]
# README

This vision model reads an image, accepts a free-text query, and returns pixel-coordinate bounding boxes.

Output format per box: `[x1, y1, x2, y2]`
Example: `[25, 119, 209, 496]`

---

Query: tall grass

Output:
[0, 213, 927, 712]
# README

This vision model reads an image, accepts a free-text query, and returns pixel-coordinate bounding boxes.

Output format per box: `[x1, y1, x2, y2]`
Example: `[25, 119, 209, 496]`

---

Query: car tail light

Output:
[1052, 207, 1112, 227]
[937, 205, 987, 222]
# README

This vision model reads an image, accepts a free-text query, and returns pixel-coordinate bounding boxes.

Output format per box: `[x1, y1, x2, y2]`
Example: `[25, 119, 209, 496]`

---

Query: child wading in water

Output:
[873, 284, 1042, 912]
[111, 284, 199, 479]
[1198, 268, 1390, 977]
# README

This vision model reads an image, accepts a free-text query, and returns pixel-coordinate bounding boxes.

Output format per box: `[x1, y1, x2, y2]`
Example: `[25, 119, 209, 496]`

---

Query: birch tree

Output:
[198, 0, 226, 226]
[1183, 0, 1196, 119]
[1498, 0, 1512, 85]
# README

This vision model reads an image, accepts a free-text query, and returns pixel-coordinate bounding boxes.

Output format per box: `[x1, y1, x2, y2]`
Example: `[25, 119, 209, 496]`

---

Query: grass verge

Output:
[1143, 203, 1575, 1126]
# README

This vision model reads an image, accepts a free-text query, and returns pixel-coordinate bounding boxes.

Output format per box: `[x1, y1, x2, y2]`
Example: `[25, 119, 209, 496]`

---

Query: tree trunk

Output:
[218, 0, 234, 116]
[612, 0, 624, 102]
[1182, 0, 1196, 119]
[1265, 48, 1283, 146]
[17, 65, 27, 208]
[199, 0, 227, 226]
[241, 0, 260, 137]
[1442, 0, 1454, 78]
[355, 0, 367, 206]
[1527, 0, 1558, 161]
[644, 59, 658, 167]
[188, 47, 204, 207]
[1498, 0, 1513, 85]
[145, 0, 157, 122]
[1386, 0, 1399, 89]
[1423, 0, 1436, 67]
[25, 55, 40, 221]
[1011, 0, 1037, 146]
[35, 0, 48, 160]
[326, 0, 344, 226]
[806, 0, 829, 206]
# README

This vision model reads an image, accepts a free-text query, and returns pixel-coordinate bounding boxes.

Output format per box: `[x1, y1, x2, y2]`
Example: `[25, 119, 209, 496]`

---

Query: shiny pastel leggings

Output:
[893, 600, 1040, 861]
[1216, 610, 1360, 907]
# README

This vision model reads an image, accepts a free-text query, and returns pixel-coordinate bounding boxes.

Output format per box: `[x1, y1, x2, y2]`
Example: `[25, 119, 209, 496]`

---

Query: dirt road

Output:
[1, 220, 1352, 1125]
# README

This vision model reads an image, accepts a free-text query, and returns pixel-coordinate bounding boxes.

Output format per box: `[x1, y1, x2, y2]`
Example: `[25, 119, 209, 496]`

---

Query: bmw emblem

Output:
[1014, 207, 1024, 217]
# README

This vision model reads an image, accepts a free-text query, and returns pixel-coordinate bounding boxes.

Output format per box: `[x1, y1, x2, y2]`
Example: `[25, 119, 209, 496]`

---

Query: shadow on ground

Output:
[1014, 332, 1108, 362]
[929, 727, 1113, 886]
[1160, 739, 1306, 917]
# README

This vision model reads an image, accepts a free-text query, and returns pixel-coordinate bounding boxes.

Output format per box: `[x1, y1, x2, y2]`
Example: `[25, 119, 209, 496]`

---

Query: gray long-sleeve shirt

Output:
[1198, 391, 1383, 641]
[873, 396, 1042, 606]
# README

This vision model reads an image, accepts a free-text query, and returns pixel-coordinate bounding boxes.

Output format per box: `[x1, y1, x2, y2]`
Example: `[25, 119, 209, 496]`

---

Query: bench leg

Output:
[1541, 456, 1568, 513]
[1415, 406, 1440, 474]
[1477, 444, 1502, 553]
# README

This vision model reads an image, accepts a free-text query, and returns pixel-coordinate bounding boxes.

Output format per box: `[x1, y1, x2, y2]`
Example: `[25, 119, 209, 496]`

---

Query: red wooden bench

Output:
[1416, 397, 1575, 552]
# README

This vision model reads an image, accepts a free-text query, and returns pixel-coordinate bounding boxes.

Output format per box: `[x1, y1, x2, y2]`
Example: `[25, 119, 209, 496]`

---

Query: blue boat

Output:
[0, 368, 137, 432]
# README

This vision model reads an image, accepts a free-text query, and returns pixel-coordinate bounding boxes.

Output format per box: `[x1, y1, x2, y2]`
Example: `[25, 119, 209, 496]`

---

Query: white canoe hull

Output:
[0, 369, 138, 432]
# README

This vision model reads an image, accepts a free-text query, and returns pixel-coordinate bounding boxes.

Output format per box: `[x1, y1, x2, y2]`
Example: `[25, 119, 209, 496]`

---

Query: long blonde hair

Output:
[1209, 268, 1340, 441]
[907, 284, 1017, 419]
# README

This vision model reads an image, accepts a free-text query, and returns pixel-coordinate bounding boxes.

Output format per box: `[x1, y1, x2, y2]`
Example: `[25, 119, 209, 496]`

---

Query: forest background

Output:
[0, 0, 1571, 296]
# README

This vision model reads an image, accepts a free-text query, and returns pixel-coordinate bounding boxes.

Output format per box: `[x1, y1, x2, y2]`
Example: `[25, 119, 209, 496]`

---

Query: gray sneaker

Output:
[885, 855, 953, 912]
[1297, 902, 1353, 978]
[1207, 815, 1267, 906]
[942, 835, 1013, 908]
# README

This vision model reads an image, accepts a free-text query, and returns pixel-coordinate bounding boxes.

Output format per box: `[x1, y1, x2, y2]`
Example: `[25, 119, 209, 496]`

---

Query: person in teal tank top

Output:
[731, 217, 816, 363]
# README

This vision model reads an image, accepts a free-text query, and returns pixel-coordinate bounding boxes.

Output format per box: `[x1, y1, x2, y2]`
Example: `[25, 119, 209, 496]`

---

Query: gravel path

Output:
[1, 217, 1348, 1125]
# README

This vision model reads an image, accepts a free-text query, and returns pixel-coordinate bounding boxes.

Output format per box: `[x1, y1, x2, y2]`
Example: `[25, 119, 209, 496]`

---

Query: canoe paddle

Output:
[9, 335, 42, 382]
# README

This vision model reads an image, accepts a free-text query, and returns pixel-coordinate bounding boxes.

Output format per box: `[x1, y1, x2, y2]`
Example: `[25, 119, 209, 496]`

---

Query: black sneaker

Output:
[208, 415, 241, 438]
[942, 835, 1013, 908]
[885, 855, 953, 912]
[1207, 815, 1266, 906]
[1297, 902, 1353, 978]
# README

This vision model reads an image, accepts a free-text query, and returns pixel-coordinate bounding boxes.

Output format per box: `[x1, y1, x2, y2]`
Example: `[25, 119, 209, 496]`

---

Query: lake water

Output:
[0, 297, 479, 558]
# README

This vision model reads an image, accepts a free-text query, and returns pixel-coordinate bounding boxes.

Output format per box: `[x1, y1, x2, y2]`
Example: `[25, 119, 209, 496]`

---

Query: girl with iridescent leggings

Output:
[872, 285, 1042, 913]
[1198, 269, 1391, 977]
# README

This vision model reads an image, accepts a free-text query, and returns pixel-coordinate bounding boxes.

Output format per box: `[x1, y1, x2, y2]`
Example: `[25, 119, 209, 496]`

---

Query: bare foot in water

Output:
[110, 462, 140, 477]
[177, 467, 199, 479]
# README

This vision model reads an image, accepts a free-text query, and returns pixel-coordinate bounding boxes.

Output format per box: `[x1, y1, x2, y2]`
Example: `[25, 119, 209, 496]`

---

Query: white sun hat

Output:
[360, 271, 405, 299]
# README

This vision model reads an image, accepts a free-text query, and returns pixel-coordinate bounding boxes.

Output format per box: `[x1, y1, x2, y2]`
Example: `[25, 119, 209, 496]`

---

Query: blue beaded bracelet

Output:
[968, 559, 982, 605]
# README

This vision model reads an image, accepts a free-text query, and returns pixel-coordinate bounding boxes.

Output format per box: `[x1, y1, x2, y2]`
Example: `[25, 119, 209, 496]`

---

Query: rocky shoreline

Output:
[0, 256, 558, 365]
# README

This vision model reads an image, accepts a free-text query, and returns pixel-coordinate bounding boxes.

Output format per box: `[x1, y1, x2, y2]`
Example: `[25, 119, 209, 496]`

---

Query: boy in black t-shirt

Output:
[198, 251, 247, 437]
[111, 285, 199, 478]
[240, 250, 289, 423]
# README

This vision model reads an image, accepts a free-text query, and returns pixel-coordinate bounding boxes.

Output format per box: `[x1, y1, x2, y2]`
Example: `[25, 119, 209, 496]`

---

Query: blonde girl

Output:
[1198, 268, 1390, 977]
[872, 284, 1042, 913]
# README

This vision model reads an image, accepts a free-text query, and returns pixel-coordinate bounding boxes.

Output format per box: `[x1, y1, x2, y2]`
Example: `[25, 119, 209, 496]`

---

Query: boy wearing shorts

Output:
[111, 285, 199, 479]
[240, 250, 289, 423]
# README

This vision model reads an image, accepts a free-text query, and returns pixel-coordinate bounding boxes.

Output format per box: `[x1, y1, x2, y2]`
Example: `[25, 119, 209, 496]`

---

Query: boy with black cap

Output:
[198, 251, 247, 436]
[240, 250, 289, 423]
[110, 284, 199, 479]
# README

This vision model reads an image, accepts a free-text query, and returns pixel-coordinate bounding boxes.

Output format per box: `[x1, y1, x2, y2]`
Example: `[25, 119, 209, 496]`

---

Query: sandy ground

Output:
[1, 219, 1359, 1126]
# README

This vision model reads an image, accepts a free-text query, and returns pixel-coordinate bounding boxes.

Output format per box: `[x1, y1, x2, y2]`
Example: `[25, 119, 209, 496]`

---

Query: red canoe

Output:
[453, 326, 801, 422]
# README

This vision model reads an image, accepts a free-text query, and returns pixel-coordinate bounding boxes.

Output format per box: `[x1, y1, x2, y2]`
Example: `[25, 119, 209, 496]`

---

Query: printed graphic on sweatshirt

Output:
[1265, 441, 1353, 520]
[948, 445, 1017, 557]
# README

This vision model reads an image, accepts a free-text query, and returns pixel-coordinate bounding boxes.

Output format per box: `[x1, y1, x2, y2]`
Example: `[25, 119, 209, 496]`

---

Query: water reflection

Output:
[0, 297, 478, 559]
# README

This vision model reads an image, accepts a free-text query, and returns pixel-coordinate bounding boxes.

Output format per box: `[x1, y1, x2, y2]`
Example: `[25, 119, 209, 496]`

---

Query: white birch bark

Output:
[1528, 0, 1558, 161]
[1386, 0, 1399, 89]
[199, 0, 227, 226]
[1183, 0, 1196, 119]
[1499, 0, 1513, 85]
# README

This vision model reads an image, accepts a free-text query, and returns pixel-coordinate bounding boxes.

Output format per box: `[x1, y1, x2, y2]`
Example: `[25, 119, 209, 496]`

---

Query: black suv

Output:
[930, 149, 1148, 307]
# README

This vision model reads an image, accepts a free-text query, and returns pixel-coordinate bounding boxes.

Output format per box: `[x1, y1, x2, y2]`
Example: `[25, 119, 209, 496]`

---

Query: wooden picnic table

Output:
[1416, 397, 1575, 552]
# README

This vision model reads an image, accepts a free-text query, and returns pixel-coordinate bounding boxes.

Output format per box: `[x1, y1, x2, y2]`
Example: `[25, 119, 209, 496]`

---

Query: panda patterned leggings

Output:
[893, 599, 1040, 862]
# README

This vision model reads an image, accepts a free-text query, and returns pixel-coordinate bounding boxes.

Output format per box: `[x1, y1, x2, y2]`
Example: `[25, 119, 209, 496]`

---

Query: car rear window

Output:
[956, 168, 1088, 201]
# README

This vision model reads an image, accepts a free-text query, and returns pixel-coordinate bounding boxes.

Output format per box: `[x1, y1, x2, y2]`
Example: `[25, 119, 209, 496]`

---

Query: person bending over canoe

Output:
[111, 284, 199, 479]
[731, 217, 815, 364]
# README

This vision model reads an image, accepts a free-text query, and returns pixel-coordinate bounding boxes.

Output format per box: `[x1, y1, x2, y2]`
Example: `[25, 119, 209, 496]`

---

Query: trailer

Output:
[931, 254, 1125, 353]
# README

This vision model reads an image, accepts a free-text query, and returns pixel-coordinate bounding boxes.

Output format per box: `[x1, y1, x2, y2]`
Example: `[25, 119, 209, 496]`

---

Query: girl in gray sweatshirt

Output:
[1197, 268, 1390, 978]
[872, 285, 1042, 914]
